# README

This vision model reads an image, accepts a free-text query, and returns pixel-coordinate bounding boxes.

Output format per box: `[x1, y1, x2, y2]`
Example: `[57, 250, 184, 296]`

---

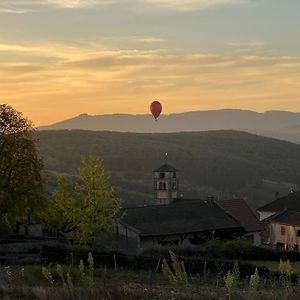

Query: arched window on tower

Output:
[172, 182, 177, 190]
[159, 182, 164, 190]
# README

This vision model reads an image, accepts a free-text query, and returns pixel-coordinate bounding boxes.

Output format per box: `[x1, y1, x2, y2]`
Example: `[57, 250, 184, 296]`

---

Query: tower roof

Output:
[154, 163, 178, 173]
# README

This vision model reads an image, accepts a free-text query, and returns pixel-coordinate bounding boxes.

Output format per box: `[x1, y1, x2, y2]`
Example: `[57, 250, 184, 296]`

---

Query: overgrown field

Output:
[0, 252, 299, 300]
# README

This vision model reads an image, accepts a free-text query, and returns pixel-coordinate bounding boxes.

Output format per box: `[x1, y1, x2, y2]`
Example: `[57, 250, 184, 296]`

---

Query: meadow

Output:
[0, 251, 298, 300]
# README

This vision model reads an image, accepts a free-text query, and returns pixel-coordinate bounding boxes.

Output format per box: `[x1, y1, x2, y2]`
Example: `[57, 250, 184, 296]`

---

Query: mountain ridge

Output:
[39, 109, 300, 143]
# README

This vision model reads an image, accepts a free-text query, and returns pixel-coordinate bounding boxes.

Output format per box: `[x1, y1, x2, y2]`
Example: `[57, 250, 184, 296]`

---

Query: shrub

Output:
[222, 239, 252, 259]
[203, 239, 224, 258]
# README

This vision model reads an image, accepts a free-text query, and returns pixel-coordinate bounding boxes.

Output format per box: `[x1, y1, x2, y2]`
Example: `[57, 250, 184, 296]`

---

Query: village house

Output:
[257, 190, 300, 251]
[218, 199, 262, 246]
[117, 161, 262, 252]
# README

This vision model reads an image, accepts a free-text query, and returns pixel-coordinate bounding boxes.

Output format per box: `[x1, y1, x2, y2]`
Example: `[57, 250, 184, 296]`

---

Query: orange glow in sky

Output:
[1, 1, 300, 126]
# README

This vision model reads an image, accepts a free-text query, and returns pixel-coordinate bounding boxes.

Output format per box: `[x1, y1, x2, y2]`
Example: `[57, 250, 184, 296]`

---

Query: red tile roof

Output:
[218, 199, 262, 233]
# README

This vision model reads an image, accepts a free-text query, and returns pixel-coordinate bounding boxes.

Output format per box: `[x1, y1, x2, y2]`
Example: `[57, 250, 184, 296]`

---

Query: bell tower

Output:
[154, 154, 179, 205]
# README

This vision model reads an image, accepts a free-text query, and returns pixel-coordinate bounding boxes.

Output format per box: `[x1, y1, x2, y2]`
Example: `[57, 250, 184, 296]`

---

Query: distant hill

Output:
[39, 109, 300, 144]
[37, 130, 300, 209]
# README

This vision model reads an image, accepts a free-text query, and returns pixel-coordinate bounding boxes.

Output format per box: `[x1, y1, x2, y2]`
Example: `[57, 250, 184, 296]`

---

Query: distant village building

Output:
[13, 212, 43, 238]
[117, 160, 261, 252]
[218, 199, 261, 246]
[257, 190, 300, 251]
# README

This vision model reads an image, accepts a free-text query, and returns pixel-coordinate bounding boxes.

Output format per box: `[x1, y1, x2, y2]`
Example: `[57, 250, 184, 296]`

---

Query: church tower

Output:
[154, 154, 179, 205]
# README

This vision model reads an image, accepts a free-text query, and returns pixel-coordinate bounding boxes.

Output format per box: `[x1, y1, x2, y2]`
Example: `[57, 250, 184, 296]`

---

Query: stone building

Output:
[117, 160, 261, 252]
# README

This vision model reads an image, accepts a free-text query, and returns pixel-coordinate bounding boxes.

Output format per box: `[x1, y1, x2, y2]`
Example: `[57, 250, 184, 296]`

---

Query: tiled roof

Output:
[257, 191, 300, 213]
[153, 163, 178, 173]
[122, 199, 242, 237]
[218, 199, 262, 233]
[271, 210, 300, 227]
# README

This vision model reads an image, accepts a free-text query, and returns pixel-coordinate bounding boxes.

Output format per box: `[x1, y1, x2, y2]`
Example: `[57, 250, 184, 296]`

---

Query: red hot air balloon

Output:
[150, 101, 162, 120]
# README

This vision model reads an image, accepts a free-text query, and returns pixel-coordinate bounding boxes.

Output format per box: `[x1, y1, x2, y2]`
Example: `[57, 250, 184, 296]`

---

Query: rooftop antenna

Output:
[165, 152, 168, 164]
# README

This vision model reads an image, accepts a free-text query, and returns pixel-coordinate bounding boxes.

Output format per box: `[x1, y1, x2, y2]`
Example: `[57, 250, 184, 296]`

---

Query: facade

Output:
[257, 191, 300, 251]
[17, 223, 43, 237]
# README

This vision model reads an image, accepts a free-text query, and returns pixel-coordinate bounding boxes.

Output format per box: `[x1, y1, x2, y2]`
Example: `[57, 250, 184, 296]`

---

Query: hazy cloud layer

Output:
[143, 0, 245, 11]
[0, 0, 245, 12]
[1, 41, 299, 125]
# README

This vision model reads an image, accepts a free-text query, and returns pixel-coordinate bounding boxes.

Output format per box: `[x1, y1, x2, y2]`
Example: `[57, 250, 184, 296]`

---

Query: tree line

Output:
[0, 104, 120, 242]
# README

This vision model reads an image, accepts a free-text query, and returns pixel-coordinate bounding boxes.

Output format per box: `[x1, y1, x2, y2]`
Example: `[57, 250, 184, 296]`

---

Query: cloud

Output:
[228, 41, 267, 48]
[0, 7, 28, 14]
[0, 0, 245, 13]
[141, 0, 245, 11]
[43, 0, 114, 8]
[0, 0, 114, 13]
[1, 41, 300, 126]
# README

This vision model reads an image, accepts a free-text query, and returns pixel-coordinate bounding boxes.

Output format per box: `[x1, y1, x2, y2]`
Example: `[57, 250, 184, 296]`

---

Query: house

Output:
[257, 190, 300, 221]
[218, 199, 262, 246]
[117, 160, 261, 252]
[13, 212, 43, 238]
[257, 190, 300, 251]
[120, 198, 245, 251]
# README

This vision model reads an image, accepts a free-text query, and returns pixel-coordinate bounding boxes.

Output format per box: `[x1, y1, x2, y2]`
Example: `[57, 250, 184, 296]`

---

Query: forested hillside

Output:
[36, 130, 300, 209]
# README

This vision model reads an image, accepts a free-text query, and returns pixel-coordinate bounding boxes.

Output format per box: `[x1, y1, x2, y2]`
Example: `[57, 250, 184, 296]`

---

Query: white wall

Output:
[257, 211, 276, 221]
[270, 222, 300, 251]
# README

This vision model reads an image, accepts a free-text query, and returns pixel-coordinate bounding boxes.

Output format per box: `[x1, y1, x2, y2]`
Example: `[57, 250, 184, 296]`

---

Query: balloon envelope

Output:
[150, 101, 162, 119]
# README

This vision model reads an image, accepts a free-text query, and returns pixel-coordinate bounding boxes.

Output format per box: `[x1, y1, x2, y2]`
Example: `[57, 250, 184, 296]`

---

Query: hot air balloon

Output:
[150, 101, 162, 120]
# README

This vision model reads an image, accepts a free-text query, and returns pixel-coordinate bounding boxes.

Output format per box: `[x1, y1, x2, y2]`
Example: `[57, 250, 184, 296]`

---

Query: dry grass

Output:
[0, 282, 299, 300]
[0, 262, 298, 300]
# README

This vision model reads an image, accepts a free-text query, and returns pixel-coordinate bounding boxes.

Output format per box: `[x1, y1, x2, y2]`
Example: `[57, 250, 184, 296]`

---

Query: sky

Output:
[0, 0, 300, 126]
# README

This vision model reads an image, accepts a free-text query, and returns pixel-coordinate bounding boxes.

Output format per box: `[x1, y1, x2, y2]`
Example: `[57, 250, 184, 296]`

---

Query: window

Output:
[172, 182, 177, 190]
[297, 230, 300, 237]
[281, 226, 285, 236]
[159, 173, 165, 178]
[173, 172, 177, 178]
[159, 182, 167, 190]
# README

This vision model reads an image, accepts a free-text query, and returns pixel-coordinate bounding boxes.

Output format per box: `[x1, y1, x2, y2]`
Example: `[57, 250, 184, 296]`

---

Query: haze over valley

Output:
[40, 109, 300, 144]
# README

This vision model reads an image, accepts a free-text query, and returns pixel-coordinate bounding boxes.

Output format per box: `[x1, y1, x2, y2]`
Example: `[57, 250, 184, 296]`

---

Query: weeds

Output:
[246, 268, 260, 300]
[224, 270, 236, 300]
[162, 250, 188, 285]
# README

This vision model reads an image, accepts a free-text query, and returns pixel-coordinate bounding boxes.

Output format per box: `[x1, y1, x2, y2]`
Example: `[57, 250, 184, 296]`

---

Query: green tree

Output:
[43, 156, 120, 242]
[0, 104, 43, 237]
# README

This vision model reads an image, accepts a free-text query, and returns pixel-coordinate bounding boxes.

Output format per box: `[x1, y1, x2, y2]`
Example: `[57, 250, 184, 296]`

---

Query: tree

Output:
[43, 156, 121, 242]
[0, 104, 43, 237]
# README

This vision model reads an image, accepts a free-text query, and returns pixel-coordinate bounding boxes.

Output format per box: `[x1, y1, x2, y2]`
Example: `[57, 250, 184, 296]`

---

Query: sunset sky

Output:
[0, 0, 300, 126]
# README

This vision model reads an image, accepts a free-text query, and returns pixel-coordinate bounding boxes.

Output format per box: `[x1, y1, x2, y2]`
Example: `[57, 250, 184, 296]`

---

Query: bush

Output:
[203, 239, 224, 258]
[222, 239, 252, 259]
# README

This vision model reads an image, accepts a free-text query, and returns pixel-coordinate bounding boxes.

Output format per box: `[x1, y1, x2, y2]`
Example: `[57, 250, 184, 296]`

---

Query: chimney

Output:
[207, 195, 214, 205]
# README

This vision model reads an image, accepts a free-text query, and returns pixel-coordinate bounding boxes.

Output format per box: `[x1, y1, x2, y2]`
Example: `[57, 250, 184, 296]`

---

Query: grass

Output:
[0, 253, 298, 299]
[246, 260, 300, 274]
